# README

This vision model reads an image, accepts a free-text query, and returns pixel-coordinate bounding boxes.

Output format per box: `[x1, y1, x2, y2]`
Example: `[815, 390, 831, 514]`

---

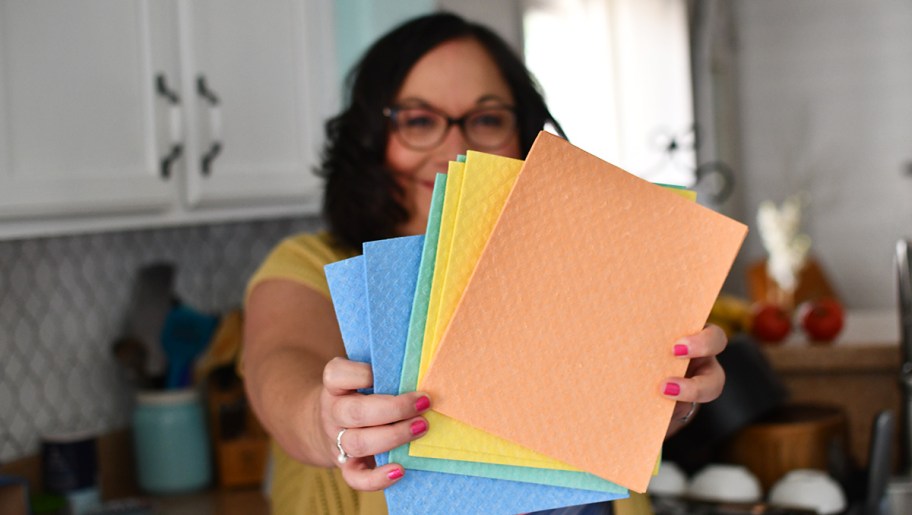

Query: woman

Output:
[243, 12, 726, 515]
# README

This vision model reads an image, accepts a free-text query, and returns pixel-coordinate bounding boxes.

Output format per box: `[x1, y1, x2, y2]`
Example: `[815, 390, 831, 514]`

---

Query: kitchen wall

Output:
[730, 0, 912, 308]
[446, 0, 912, 310]
[0, 216, 320, 463]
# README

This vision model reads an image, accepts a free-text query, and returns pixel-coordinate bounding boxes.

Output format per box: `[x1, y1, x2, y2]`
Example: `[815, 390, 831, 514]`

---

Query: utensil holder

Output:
[132, 389, 211, 494]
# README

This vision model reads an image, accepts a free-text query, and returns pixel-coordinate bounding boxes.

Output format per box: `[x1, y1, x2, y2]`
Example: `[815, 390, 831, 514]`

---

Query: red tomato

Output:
[798, 297, 845, 343]
[750, 302, 792, 343]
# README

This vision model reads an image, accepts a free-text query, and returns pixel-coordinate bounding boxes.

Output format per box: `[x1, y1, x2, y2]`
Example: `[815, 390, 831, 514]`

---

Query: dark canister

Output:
[41, 430, 98, 494]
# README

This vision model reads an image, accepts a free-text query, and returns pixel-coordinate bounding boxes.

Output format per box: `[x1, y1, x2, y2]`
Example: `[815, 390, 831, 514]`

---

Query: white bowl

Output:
[687, 464, 762, 503]
[649, 461, 687, 497]
[768, 469, 846, 515]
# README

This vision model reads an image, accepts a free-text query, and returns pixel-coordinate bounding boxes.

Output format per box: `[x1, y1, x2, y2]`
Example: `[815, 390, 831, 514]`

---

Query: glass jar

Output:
[132, 389, 211, 493]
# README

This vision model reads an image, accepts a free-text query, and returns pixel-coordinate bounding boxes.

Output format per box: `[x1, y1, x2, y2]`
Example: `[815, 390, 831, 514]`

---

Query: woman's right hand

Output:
[320, 356, 431, 491]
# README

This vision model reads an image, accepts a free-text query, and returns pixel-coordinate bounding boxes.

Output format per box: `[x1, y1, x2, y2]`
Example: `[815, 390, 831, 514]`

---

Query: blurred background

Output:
[0, 0, 909, 513]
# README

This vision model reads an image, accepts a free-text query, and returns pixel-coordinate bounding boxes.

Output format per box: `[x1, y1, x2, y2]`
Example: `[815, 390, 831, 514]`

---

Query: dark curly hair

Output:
[318, 12, 565, 252]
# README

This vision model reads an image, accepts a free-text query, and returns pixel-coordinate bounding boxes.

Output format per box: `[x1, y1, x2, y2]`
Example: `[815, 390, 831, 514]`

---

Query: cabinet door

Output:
[178, 0, 332, 209]
[0, 0, 177, 219]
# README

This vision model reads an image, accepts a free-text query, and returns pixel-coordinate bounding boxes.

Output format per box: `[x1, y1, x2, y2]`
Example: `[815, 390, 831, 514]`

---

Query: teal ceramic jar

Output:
[132, 389, 211, 493]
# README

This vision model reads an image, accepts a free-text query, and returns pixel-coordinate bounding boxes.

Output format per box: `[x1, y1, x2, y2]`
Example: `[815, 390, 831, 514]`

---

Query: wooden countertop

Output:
[759, 309, 902, 372]
[761, 341, 900, 372]
[151, 488, 269, 515]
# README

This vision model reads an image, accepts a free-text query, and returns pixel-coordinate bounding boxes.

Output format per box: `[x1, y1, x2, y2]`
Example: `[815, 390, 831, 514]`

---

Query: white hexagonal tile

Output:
[0, 384, 15, 417]
[0, 216, 332, 460]
[9, 411, 30, 441]
[27, 350, 50, 376]
[18, 380, 41, 410]
[32, 404, 55, 429]
[1, 438, 19, 462]
[9, 260, 32, 299]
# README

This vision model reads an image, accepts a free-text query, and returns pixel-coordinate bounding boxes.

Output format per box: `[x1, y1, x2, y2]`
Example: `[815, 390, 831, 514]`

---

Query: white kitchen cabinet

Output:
[0, 1, 177, 220]
[0, 0, 335, 240]
[177, 0, 329, 209]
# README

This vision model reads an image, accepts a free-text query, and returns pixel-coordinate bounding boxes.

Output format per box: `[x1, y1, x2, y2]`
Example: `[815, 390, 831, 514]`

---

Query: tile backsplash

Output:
[0, 216, 321, 463]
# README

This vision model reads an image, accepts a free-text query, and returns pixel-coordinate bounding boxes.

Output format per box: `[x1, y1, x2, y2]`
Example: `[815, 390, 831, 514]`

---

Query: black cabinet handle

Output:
[160, 144, 183, 180]
[155, 74, 182, 179]
[197, 75, 220, 105]
[156, 74, 180, 103]
[201, 142, 222, 177]
[197, 75, 222, 176]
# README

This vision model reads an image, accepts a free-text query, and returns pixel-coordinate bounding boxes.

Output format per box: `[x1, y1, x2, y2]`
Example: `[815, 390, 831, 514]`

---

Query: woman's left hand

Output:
[662, 324, 728, 437]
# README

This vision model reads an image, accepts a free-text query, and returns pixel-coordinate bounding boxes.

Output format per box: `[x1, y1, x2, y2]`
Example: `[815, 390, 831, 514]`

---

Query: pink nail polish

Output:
[415, 396, 430, 412]
[387, 468, 404, 480]
[673, 344, 688, 357]
[664, 382, 681, 396]
[410, 420, 428, 436]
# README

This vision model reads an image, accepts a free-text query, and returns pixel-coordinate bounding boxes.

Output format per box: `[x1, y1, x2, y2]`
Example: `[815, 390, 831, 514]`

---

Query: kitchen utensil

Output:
[121, 263, 175, 379]
[768, 469, 846, 515]
[110, 336, 150, 389]
[687, 464, 763, 503]
[863, 410, 894, 515]
[159, 303, 219, 389]
[896, 239, 912, 474]
[192, 308, 243, 384]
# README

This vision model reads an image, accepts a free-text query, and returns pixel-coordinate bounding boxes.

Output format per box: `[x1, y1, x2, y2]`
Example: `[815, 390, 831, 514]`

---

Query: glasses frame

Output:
[383, 103, 518, 151]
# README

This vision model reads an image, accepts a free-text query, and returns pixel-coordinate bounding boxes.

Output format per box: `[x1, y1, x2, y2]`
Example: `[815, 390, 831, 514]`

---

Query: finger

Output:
[673, 324, 727, 359]
[333, 392, 431, 428]
[339, 458, 405, 491]
[661, 357, 725, 403]
[338, 416, 429, 458]
[323, 357, 373, 395]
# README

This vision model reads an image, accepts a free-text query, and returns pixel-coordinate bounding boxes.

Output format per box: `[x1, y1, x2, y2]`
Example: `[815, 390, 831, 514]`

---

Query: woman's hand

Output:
[662, 324, 727, 437]
[320, 357, 431, 491]
[244, 281, 431, 490]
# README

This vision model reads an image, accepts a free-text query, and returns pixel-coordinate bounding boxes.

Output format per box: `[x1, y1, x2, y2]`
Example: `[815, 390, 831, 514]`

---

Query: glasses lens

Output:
[392, 108, 445, 149]
[465, 108, 516, 149]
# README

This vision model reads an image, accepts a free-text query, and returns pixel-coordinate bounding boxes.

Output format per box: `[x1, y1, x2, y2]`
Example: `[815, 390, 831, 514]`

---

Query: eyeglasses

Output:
[383, 104, 517, 151]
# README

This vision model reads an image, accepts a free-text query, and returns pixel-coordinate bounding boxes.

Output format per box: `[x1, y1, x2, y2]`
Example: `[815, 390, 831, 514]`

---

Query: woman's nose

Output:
[437, 123, 470, 157]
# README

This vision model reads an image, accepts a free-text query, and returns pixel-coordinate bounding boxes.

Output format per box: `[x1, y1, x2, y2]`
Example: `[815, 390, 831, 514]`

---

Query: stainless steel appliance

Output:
[897, 239, 912, 474]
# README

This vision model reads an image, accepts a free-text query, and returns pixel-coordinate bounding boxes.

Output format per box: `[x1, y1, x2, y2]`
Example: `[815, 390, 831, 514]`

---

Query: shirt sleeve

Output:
[245, 232, 354, 303]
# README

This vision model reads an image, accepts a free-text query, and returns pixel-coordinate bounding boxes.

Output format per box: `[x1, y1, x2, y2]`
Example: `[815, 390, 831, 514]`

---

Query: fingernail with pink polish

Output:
[410, 419, 428, 436]
[673, 344, 689, 357]
[664, 382, 681, 396]
[387, 468, 404, 481]
[415, 395, 430, 412]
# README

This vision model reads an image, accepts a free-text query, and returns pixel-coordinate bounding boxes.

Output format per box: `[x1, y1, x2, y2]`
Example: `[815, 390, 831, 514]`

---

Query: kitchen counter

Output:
[0, 431, 270, 515]
[149, 488, 269, 515]
[758, 310, 902, 469]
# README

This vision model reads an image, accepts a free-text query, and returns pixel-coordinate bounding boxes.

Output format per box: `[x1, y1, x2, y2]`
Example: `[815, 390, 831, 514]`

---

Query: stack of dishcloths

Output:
[324, 131, 747, 514]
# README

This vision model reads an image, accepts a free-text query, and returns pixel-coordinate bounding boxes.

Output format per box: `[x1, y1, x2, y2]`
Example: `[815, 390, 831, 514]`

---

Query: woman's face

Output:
[386, 37, 521, 236]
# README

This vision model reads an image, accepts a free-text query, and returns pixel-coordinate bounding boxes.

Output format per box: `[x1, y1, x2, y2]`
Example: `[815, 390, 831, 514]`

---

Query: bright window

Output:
[523, 0, 695, 186]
